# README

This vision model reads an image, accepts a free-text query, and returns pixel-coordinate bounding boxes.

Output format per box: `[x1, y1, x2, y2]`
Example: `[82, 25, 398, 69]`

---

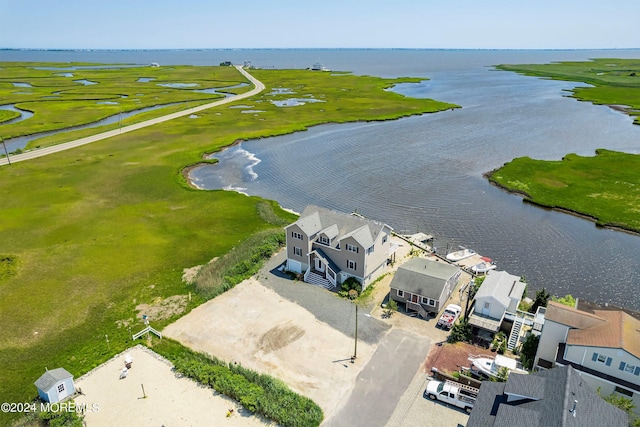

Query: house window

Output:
[615, 386, 634, 397]
[292, 232, 302, 240]
[427, 298, 436, 307]
[293, 247, 302, 256]
[319, 235, 329, 245]
[346, 243, 359, 253]
[367, 246, 374, 255]
[592, 352, 612, 366]
[619, 362, 640, 376]
[397, 290, 404, 298]
[347, 260, 357, 270]
[57, 383, 65, 393]
[382, 235, 387, 244]
[484, 302, 490, 309]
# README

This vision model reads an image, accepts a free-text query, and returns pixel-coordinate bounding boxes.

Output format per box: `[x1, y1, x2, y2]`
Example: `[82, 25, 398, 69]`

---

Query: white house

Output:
[34, 368, 75, 403]
[534, 301, 640, 414]
[468, 270, 526, 333]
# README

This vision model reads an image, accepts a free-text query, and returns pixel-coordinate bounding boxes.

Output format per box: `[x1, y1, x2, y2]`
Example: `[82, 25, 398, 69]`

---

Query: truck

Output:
[436, 304, 462, 330]
[425, 379, 477, 413]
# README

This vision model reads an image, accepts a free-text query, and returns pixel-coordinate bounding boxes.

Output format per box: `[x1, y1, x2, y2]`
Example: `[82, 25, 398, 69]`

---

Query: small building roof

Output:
[467, 366, 628, 427]
[475, 270, 525, 308]
[34, 368, 73, 392]
[389, 257, 460, 299]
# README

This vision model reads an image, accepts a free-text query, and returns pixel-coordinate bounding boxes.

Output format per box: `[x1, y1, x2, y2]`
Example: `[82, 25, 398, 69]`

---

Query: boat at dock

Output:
[468, 354, 528, 378]
[446, 247, 476, 262]
[471, 257, 496, 273]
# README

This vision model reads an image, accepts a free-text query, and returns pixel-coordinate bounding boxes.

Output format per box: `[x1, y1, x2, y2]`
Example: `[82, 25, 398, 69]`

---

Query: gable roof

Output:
[566, 309, 640, 359]
[475, 270, 526, 308]
[467, 365, 628, 427]
[34, 368, 73, 392]
[287, 205, 391, 249]
[545, 301, 605, 330]
[389, 257, 460, 298]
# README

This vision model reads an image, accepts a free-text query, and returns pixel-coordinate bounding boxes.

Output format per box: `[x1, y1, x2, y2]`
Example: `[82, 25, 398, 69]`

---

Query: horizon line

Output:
[2, 47, 639, 52]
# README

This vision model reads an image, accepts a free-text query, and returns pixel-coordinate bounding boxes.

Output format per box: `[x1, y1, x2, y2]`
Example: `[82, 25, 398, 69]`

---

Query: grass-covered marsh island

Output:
[488, 149, 640, 233]
[490, 59, 640, 233]
[0, 62, 458, 424]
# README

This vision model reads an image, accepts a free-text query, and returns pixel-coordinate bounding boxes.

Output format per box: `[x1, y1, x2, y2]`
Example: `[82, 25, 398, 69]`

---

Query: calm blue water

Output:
[3, 49, 640, 309]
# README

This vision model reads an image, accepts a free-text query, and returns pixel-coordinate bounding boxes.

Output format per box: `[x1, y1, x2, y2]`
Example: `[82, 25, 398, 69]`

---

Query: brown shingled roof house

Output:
[534, 300, 640, 417]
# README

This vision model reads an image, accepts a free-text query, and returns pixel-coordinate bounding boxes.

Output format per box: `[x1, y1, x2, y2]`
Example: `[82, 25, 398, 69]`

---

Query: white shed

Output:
[34, 368, 75, 403]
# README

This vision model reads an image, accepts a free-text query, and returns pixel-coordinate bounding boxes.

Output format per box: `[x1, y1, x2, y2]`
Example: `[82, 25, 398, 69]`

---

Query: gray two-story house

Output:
[285, 205, 394, 290]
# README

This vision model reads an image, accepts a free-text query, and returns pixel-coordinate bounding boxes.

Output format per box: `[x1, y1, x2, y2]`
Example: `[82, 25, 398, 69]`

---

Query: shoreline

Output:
[484, 169, 640, 237]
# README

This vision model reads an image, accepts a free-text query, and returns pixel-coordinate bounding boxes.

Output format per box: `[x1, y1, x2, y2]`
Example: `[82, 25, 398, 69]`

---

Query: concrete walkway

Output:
[0, 66, 265, 166]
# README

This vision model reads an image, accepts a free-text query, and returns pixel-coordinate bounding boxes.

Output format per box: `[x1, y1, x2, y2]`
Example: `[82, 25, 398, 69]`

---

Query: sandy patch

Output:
[163, 279, 376, 418]
[74, 346, 272, 426]
[134, 295, 189, 322]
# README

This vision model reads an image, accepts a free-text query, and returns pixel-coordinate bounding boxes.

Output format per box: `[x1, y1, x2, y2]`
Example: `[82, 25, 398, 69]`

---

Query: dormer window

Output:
[319, 235, 330, 245]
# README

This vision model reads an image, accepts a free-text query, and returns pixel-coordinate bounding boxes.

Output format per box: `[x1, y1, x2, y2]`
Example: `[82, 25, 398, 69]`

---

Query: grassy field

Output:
[496, 58, 640, 124]
[0, 62, 249, 142]
[0, 63, 457, 424]
[490, 58, 640, 233]
[488, 149, 640, 232]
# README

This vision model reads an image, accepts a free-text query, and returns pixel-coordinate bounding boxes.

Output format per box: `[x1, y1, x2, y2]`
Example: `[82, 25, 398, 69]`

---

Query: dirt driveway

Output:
[163, 279, 377, 419]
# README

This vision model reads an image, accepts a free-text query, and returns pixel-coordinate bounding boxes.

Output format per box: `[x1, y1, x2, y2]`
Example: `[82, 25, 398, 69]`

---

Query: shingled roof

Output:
[34, 368, 73, 392]
[467, 365, 628, 427]
[288, 205, 390, 249]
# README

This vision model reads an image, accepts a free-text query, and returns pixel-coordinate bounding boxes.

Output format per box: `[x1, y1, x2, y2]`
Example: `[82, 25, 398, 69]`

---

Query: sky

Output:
[1, 0, 638, 50]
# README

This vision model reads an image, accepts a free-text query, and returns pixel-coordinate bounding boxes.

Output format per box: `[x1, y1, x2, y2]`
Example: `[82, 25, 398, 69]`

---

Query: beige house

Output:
[535, 301, 640, 414]
[284, 205, 395, 290]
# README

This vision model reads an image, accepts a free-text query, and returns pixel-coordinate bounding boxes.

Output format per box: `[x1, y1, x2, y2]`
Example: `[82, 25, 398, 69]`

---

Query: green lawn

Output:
[0, 63, 457, 423]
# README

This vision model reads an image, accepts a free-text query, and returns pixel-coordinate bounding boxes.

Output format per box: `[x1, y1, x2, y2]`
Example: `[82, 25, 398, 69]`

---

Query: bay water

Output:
[3, 49, 640, 308]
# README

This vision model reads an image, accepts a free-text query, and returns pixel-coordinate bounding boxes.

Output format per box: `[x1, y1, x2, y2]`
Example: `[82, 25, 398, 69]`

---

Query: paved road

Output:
[0, 66, 265, 166]
[325, 329, 432, 427]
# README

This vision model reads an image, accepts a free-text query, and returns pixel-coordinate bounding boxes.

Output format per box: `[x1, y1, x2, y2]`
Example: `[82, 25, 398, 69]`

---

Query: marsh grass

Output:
[0, 63, 456, 422]
[0, 63, 249, 139]
[488, 149, 640, 233]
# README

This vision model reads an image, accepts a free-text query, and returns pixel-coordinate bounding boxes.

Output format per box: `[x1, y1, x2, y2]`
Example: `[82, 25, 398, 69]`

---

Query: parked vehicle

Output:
[437, 304, 462, 330]
[425, 379, 477, 413]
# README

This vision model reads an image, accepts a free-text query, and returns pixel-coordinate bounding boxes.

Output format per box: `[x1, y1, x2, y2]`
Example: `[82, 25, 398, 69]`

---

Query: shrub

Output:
[194, 229, 285, 299]
[520, 334, 539, 370]
[157, 340, 324, 427]
[348, 289, 358, 300]
[447, 319, 472, 343]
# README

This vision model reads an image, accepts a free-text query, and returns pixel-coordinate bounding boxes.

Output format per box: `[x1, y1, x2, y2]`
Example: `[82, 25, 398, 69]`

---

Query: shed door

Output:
[481, 302, 491, 316]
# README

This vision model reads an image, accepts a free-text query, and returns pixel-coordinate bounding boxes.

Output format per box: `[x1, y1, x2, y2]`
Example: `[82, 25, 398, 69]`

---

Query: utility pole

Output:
[464, 280, 474, 321]
[1, 137, 10, 165]
[352, 304, 358, 363]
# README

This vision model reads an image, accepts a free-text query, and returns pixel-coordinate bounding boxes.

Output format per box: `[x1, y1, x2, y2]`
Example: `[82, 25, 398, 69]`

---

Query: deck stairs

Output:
[407, 301, 429, 319]
[507, 315, 525, 350]
[305, 271, 333, 290]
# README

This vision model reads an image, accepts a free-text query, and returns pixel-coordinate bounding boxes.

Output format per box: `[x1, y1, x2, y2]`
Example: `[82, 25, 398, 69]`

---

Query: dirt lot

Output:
[163, 279, 377, 419]
[424, 341, 495, 375]
[74, 346, 273, 426]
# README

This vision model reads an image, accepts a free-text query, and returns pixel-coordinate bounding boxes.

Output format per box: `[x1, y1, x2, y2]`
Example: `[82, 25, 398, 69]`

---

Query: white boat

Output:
[471, 262, 496, 274]
[446, 247, 476, 262]
[469, 354, 528, 378]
